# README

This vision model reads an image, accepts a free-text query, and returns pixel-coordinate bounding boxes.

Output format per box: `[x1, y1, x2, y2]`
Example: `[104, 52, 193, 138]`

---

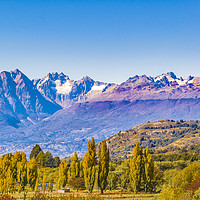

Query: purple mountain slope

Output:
[0, 69, 61, 127]
[2, 99, 200, 157]
[1, 69, 200, 157]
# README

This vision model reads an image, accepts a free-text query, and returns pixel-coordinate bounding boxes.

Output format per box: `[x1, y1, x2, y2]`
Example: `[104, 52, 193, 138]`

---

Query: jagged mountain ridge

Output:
[34, 72, 115, 107]
[0, 69, 61, 126]
[1, 69, 200, 157]
[34, 71, 200, 106]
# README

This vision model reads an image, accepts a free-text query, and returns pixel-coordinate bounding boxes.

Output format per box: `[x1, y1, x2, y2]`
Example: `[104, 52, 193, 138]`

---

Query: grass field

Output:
[5, 191, 158, 200]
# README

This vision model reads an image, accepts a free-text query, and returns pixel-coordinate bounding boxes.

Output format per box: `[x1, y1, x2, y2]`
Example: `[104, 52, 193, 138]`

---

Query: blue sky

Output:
[0, 0, 200, 83]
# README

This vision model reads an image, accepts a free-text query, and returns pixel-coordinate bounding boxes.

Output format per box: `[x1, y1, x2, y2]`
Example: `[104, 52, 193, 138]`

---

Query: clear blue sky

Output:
[0, 0, 200, 83]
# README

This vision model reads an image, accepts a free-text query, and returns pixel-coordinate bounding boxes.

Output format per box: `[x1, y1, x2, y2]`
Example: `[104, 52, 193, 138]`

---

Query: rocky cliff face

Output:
[34, 73, 114, 107]
[34, 71, 200, 105]
[92, 72, 200, 101]
[0, 69, 61, 126]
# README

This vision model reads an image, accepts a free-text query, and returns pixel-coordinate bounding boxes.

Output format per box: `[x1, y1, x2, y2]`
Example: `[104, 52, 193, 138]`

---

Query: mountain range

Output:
[1, 69, 200, 157]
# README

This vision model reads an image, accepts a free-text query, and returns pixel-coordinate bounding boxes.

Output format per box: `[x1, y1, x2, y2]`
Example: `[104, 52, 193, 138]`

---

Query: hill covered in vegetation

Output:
[97, 120, 200, 159]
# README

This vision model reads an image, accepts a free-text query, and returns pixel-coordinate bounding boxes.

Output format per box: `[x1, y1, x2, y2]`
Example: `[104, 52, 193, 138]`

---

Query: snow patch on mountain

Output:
[154, 72, 194, 86]
[91, 84, 106, 91]
[55, 79, 72, 94]
[27, 117, 36, 124]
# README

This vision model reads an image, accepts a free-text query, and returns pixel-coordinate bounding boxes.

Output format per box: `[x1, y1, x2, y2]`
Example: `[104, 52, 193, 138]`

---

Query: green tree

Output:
[27, 158, 38, 190]
[30, 144, 42, 159]
[35, 178, 38, 192]
[7, 167, 15, 193]
[83, 137, 96, 193]
[53, 157, 60, 168]
[44, 151, 54, 167]
[144, 147, 154, 192]
[17, 152, 27, 191]
[68, 151, 80, 181]
[159, 162, 200, 200]
[42, 169, 46, 192]
[48, 178, 53, 192]
[58, 160, 68, 188]
[129, 142, 143, 193]
[36, 151, 45, 167]
[98, 140, 109, 194]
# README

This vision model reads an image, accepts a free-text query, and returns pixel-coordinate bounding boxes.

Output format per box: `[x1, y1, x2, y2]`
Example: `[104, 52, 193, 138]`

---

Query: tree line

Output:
[0, 152, 38, 193]
[58, 139, 155, 194]
[0, 139, 155, 194]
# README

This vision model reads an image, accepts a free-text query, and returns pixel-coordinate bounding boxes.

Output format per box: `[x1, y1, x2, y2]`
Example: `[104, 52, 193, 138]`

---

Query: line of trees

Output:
[58, 138, 110, 194]
[0, 152, 38, 193]
[0, 140, 155, 194]
[130, 142, 154, 193]
[30, 145, 60, 168]
[58, 139, 155, 194]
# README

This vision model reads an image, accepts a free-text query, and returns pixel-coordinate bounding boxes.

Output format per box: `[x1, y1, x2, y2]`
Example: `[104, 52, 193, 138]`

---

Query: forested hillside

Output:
[96, 120, 200, 159]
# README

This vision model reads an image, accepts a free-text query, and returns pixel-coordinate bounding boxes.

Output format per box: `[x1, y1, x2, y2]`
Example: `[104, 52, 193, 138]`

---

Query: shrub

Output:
[0, 194, 16, 200]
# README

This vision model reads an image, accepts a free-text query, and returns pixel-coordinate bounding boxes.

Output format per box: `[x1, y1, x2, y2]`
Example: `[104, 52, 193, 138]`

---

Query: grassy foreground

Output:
[2, 191, 157, 200]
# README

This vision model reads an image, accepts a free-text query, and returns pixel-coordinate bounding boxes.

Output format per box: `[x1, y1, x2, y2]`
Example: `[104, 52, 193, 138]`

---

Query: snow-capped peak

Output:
[55, 79, 72, 94]
[154, 72, 194, 86]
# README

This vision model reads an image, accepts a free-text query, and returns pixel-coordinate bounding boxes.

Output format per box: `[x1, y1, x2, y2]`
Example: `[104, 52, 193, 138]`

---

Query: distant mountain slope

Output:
[96, 120, 200, 159]
[0, 69, 61, 127]
[1, 98, 200, 157]
[2, 69, 200, 157]
[92, 72, 200, 102]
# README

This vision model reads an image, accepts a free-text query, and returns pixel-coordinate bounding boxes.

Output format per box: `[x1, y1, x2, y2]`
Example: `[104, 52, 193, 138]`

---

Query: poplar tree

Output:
[68, 151, 80, 181]
[129, 142, 143, 193]
[30, 144, 42, 159]
[42, 168, 47, 192]
[83, 137, 96, 193]
[27, 158, 38, 190]
[48, 178, 53, 192]
[144, 147, 154, 192]
[17, 153, 27, 191]
[58, 160, 68, 188]
[36, 151, 45, 167]
[98, 140, 109, 194]
[35, 178, 39, 192]
[7, 167, 15, 193]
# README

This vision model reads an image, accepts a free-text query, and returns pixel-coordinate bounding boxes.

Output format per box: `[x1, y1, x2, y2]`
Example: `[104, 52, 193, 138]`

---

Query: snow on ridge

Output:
[165, 75, 175, 82]
[154, 75, 164, 82]
[188, 79, 194, 84]
[154, 74, 194, 86]
[27, 117, 36, 124]
[176, 79, 188, 86]
[91, 84, 106, 91]
[41, 76, 49, 84]
[55, 79, 72, 94]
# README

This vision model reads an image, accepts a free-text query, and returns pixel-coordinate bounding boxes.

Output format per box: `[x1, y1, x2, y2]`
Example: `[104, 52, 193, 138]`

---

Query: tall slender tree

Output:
[42, 168, 47, 192]
[58, 160, 68, 188]
[35, 178, 39, 192]
[27, 158, 38, 190]
[98, 140, 110, 194]
[48, 178, 53, 192]
[36, 151, 45, 167]
[144, 147, 154, 192]
[17, 153, 27, 191]
[30, 144, 42, 159]
[83, 137, 96, 193]
[129, 142, 143, 193]
[68, 151, 80, 181]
